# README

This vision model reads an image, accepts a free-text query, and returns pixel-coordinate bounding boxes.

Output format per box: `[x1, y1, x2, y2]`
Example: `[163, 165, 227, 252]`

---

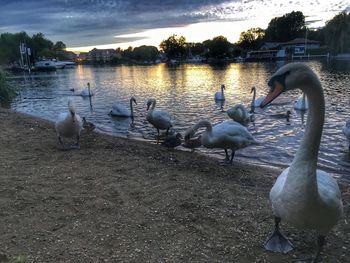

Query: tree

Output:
[237, 28, 265, 51]
[265, 11, 305, 42]
[132, 45, 159, 61]
[159, 34, 187, 60]
[205, 36, 232, 58]
[323, 11, 350, 54]
[53, 41, 66, 51]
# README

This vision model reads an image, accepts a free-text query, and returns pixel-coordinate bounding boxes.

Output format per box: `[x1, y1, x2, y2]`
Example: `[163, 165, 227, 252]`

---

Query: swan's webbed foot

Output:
[311, 235, 325, 263]
[264, 217, 294, 254]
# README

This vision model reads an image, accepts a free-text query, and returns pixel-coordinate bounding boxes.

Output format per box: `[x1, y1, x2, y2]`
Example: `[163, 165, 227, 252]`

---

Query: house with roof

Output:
[279, 38, 321, 55]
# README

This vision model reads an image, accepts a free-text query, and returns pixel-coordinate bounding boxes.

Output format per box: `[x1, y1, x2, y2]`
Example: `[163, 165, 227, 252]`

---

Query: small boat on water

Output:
[34, 60, 57, 71]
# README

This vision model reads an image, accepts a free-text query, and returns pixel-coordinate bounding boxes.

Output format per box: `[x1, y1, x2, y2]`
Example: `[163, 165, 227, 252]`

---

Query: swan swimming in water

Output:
[55, 99, 83, 149]
[146, 98, 172, 136]
[80, 82, 94, 97]
[343, 118, 350, 150]
[227, 104, 251, 126]
[250, 86, 265, 111]
[214, 84, 225, 101]
[294, 92, 309, 110]
[260, 63, 343, 261]
[185, 119, 259, 165]
[110, 97, 137, 118]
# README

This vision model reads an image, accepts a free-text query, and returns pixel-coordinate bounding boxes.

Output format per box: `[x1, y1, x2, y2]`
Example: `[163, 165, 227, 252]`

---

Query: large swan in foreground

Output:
[185, 119, 259, 164]
[294, 92, 309, 110]
[260, 63, 343, 261]
[80, 82, 94, 97]
[55, 99, 83, 149]
[146, 98, 172, 136]
[110, 97, 137, 118]
[214, 84, 225, 101]
[227, 104, 251, 126]
[343, 118, 350, 150]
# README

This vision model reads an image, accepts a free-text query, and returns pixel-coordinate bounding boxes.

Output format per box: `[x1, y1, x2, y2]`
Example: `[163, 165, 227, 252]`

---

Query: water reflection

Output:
[9, 60, 350, 182]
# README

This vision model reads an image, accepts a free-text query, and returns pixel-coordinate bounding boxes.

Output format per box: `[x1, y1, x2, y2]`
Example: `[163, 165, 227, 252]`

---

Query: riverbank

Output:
[0, 108, 349, 262]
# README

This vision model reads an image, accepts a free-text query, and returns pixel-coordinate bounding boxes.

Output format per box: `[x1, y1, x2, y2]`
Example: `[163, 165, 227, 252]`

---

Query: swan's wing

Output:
[152, 110, 172, 123]
[343, 120, 350, 139]
[317, 170, 343, 205]
[111, 104, 129, 116]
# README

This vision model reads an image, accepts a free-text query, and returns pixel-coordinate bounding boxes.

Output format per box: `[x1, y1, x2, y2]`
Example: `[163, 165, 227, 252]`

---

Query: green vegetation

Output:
[159, 34, 187, 60]
[0, 70, 17, 106]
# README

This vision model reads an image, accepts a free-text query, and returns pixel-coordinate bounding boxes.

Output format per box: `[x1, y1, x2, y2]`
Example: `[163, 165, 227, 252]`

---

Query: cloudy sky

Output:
[0, 0, 349, 52]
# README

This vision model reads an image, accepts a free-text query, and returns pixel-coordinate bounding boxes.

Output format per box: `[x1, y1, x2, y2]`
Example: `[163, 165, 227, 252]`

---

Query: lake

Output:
[9, 60, 350, 182]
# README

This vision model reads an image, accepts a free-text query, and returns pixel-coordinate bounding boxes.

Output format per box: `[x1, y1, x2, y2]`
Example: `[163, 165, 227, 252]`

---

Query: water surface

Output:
[9, 60, 350, 181]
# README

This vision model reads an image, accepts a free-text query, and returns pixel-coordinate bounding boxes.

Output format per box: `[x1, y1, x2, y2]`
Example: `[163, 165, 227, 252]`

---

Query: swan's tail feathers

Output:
[264, 228, 294, 254]
[68, 99, 76, 115]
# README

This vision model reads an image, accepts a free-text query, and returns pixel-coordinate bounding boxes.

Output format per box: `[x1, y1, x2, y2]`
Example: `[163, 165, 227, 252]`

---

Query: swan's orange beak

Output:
[260, 80, 284, 108]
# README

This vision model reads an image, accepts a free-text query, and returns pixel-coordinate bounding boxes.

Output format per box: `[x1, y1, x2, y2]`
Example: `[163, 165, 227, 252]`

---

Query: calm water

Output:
[9, 61, 350, 181]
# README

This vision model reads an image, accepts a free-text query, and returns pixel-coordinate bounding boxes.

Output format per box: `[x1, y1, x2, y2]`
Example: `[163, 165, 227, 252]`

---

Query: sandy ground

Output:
[0, 108, 349, 263]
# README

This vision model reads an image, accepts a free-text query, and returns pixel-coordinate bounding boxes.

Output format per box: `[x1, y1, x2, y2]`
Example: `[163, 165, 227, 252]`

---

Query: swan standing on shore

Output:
[343, 118, 350, 150]
[55, 99, 83, 149]
[214, 84, 225, 101]
[80, 82, 94, 97]
[294, 92, 309, 110]
[185, 119, 259, 164]
[260, 63, 343, 261]
[227, 104, 251, 126]
[110, 97, 137, 118]
[146, 98, 172, 136]
[251, 86, 264, 112]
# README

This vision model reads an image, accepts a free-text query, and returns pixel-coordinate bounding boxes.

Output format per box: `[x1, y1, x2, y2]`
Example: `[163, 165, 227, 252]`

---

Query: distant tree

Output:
[186, 42, 205, 56]
[323, 11, 350, 54]
[265, 11, 305, 42]
[237, 28, 265, 50]
[132, 45, 159, 61]
[159, 34, 187, 60]
[53, 41, 66, 51]
[205, 36, 232, 58]
[31, 33, 54, 58]
[122, 46, 134, 59]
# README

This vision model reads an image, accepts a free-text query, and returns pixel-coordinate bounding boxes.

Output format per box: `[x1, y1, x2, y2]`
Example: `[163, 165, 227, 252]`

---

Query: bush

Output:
[0, 70, 17, 106]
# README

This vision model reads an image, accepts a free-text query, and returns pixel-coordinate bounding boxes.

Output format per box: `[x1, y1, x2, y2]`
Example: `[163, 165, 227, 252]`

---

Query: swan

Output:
[110, 97, 137, 117]
[251, 86, 265, 110]
[227, 104, 251, 126]
[146, 98, 172, 136]
[185, 119, 259, 164]
[294, 92, 309, 110]
[214, 84, 225, 101]
[343, 118, 350, 150]
[80, 82, 94, 97]
[260, 63, 343, 261]
[55, 99, 83, 149]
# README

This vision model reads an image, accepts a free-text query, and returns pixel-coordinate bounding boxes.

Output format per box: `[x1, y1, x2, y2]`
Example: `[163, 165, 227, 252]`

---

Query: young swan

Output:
[260, 63, 343, 262]
[55, 99, 83, 149]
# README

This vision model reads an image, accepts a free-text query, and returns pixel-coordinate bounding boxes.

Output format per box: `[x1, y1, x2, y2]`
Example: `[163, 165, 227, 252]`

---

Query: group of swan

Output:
[260, 63, 343, 261]
[55, 63, 346, 262]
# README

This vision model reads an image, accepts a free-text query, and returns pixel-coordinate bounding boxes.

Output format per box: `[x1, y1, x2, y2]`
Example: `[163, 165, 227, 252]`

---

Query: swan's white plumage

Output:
[146, 98, 172, 132]
[251, 86, 264, 107]
[227, 104, 251, 126]
[343, 119, 350, 145]
[80, 83, 93, 97]
[294, 93, 309, 110]
[55, 100, 83, 138]
[214, 84, 225, 101]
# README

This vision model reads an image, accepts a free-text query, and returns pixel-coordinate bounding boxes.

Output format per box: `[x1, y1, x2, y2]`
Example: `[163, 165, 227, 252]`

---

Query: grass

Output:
[0, 69, 17, 106]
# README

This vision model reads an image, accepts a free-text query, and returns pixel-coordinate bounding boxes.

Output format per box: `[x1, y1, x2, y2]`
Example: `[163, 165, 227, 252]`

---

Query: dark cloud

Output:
[0, 0, 234, 47]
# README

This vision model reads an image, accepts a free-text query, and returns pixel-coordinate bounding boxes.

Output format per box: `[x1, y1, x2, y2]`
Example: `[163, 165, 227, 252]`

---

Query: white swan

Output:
[260, 63, 343, 261]
[80, 82, 94, 97]
[214, 84, 225, 101]
[110, 97, 137, 117]
[343, 118, 350, 150]
[251, 86, 265, 109]
[55, 99, 83, 149]
[294, 92, 309, 110]
[146, 98, 172, 136]
[227, 104, 251, 126]
[185, 119, 259, 164]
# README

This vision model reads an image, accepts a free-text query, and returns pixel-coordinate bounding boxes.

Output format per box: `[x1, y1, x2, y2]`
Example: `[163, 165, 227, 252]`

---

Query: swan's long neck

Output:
[151, 99, 156, 110]
[221, 86, 225, 96]
[302, 92, 306, 108]
[189, 120, 212, 137]
[288, 73, 324, 187]
[251, 87, 256, 105]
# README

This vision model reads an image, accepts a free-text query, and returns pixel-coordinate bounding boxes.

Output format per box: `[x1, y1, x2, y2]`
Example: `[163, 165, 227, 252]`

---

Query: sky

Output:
[0, 0, 349, 53]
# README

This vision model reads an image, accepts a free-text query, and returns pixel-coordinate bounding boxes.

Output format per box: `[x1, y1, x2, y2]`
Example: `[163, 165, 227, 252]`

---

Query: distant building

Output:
[88, 48, 117, 63]
[279, 38, 321, 54]
[260, 42, 281, 50]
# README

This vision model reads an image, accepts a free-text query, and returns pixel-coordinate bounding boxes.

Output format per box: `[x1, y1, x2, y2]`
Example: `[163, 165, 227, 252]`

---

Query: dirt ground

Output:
[0, 108, 349, 263]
